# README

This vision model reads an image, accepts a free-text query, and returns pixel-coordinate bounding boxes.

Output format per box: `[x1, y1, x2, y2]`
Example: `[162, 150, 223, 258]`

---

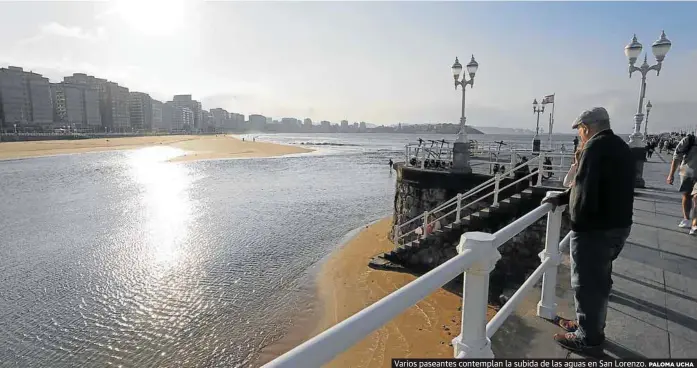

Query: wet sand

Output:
[0, 135, 311, 161]
[259, 217, 497, 367]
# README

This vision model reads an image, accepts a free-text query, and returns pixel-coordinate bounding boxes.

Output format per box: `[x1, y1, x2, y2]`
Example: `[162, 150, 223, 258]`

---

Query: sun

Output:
[110, 0, 189, 37]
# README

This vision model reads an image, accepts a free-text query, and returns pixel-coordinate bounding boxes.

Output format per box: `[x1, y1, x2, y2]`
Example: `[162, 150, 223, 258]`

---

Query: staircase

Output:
[372, 185, 556, 271]
[392, 152, 569, 246]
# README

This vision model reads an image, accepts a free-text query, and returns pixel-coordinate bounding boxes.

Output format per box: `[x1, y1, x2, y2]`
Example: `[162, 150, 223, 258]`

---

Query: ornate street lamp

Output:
[625, 31, 671, 188]
[532, 99, 545, 152]
[625, 31, 671, 146]
[451, 55, 479, 173]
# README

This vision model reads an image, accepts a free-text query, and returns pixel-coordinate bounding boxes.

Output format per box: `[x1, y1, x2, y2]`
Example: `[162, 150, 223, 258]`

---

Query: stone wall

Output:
[391, 163, 530, 243]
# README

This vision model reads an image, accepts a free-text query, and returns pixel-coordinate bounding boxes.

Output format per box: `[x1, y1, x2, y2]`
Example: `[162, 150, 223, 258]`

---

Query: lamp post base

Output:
[628, 132, 645, 148]
[630, 146, 647, 188]
[628, 113, 645, 148]
[453, 141, 472, 174]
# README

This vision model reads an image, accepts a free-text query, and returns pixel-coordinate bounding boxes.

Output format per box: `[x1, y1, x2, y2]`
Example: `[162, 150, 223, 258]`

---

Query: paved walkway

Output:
[492, 152, 697, 358]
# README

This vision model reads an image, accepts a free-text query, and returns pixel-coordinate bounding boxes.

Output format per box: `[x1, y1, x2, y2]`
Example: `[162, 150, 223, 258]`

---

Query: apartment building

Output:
[101, 82, 130, 132]
[168, 102, 193, 131]
[129, 92, 153, 131]
[151, 99, 164, 132]
[249, 114, 267, 131]
[50, 82, 101, 131]
[0, 66, 53, 131]
[210, 108, 229, 130]
[63, 73, 130, 132]
[172, 95, 202, 131]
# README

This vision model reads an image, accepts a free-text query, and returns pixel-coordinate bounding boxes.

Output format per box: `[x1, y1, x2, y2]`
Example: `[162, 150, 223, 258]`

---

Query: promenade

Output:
[492, 151, 697, 358]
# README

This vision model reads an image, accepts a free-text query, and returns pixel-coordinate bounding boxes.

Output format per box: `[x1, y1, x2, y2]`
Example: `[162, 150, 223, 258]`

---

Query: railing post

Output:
[456, 193, 462, 223]
[453, 232, 500, 359]
[536, 191, 566, 320]
[421, 150, 425, 169]
[510, 151, 516, 178]
[537, 153, 544, 185]
[493, 173, 500, 205]
[421, 211, 429, 239]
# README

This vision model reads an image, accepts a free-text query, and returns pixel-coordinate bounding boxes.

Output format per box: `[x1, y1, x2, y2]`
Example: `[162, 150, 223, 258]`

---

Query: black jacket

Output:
[558, 129, 634, 231]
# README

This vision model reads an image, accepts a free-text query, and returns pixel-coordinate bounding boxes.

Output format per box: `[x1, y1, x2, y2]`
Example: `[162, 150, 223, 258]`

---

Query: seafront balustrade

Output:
[264, 193, 570, 366]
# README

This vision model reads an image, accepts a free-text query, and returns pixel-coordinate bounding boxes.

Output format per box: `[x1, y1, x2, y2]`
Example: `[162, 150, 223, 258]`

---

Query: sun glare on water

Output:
[127, 146, 194, 271]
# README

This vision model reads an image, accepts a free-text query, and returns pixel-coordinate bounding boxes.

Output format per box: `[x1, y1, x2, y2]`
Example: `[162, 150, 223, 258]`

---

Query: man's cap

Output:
[572, 107, 609, 129]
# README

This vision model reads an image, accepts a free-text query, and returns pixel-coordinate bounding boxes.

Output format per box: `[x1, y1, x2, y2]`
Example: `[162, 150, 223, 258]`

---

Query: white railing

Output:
[473, 141, 572, 154]
[470, 147, 574, 176]
[264, 193, 569, 367]
[393, 152, 568, 245]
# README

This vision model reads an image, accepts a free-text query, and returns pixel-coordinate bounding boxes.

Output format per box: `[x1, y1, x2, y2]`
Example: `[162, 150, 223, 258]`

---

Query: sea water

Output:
[0, 133, 575, 367]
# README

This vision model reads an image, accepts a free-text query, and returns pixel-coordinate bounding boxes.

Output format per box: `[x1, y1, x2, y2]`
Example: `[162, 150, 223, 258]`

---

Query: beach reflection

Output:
[127, 146, 192, 271]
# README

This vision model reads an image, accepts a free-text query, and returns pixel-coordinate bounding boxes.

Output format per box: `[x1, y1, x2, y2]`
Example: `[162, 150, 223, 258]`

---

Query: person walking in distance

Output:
[667, 133, 697, 231]
[542, 107, 635, 357]
[573, 136, 579, 153]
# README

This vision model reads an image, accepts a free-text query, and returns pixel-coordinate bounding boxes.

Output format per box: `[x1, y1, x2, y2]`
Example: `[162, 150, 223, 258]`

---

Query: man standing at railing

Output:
[542, 107, 634, 357]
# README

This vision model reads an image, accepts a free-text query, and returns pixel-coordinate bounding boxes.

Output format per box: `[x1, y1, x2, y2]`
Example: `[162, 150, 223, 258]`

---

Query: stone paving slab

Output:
[494, 153, 697, 358]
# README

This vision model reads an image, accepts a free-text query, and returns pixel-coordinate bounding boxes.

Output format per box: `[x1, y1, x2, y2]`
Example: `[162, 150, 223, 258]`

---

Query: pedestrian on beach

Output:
[542, 107, 634, 357]
[666, 133, 697, 233]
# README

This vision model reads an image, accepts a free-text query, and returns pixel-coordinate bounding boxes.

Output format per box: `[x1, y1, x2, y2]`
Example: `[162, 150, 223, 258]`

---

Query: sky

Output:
[1, 1, 696, 133]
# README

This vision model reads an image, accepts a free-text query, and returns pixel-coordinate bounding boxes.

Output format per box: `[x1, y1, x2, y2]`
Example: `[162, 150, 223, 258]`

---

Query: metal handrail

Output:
[265, 199, 569, 366]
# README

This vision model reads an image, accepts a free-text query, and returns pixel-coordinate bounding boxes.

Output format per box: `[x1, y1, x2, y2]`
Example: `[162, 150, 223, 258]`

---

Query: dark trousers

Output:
[569, 227, 631, 345]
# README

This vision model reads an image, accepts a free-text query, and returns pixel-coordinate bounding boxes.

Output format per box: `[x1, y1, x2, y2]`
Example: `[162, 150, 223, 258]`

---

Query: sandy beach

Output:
[0, 135, 312, 162]
[258, 217, 497, 367]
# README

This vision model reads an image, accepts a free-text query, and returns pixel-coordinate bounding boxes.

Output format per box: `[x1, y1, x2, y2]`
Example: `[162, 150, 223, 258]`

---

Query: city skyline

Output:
[1, 1, 696, 133]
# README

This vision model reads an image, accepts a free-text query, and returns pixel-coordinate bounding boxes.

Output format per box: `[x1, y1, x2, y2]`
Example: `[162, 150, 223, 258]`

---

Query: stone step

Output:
[446, 216, 472, 230]
[479, 207, 493, 216]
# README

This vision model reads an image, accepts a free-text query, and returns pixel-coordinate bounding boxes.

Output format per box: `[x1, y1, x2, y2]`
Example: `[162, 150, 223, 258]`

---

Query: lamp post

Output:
[625, 31, 671, 146]
[644, 100, 652, 137]
[624, 31, 671, 187]
[532, 99, 544, 152]
[451, 55, 479, 173]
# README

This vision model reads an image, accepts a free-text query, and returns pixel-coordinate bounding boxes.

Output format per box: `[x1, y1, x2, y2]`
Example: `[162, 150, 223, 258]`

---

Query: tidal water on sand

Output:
[0, 133, 575, 367]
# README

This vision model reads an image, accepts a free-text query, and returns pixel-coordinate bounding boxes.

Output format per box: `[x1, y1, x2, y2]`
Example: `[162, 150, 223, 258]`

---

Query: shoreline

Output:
[253, 220, 381, 367]
[258, 217, 498, 367]
[0, 135, 313, 162]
